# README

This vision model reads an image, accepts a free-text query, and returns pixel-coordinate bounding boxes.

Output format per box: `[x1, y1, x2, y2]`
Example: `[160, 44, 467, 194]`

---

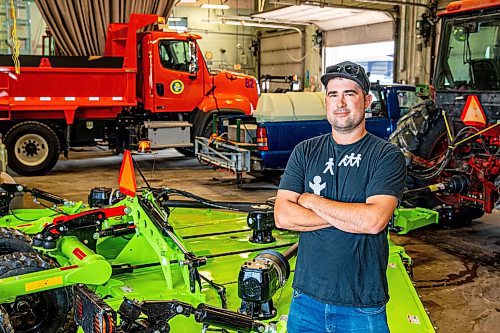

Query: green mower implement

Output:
[0, 153, 439, 333]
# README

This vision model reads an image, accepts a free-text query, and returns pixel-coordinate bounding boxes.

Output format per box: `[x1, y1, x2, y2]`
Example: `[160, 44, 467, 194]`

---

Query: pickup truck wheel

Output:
[0, 228, 33, 255]
[5, 122, 60, 176]
[0, 252, 71, 333]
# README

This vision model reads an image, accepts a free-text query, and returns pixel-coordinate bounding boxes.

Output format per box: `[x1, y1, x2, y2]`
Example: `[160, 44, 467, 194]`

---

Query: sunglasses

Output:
[329, 64, 361, 77]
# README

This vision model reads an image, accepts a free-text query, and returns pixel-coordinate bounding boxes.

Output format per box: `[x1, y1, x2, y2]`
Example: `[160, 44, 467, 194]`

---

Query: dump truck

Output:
[0, 14, 259, 176]
[390, 0, 499, 224]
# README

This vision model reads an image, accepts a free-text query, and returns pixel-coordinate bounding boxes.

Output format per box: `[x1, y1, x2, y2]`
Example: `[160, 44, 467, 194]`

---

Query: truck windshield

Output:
[435, 14, 500, 90]
[159, 40, 190, 72]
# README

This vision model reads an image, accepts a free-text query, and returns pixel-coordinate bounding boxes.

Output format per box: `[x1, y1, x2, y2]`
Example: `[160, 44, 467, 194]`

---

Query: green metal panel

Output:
[394, 207, 439, 235]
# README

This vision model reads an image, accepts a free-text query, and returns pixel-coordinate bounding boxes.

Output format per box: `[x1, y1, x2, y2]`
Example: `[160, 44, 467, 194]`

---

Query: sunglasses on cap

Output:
[329, 64, 362, 77]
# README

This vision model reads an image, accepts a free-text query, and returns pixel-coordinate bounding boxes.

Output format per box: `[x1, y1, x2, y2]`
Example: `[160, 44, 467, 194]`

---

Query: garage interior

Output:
[0, 0, 498, 333]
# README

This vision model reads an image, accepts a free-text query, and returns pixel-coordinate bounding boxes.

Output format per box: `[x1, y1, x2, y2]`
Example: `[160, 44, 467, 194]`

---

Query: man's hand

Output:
[297, 192, 319, 210]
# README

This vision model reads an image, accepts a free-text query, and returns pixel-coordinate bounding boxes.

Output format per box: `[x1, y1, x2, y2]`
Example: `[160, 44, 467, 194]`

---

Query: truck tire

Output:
[5, 121, 60, 176]
[0, 252, 71, 333]
[0, 228, 33, 255]
[0, 306, 14, 333]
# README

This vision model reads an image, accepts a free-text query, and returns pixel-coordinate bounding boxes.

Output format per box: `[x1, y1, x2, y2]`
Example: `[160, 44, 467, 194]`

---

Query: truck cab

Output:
[136, 31, 258, 118]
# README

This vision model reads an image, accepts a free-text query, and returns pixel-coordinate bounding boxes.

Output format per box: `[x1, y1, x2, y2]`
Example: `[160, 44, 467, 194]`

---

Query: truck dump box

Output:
[0, 55, 135, 122]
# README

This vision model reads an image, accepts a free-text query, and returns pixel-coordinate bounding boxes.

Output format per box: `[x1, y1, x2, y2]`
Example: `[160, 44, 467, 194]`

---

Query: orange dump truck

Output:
[0, 14, 259, 175]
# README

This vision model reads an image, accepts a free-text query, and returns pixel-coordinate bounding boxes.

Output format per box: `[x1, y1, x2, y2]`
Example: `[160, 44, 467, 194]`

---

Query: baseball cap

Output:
[320, 61, 370, 94]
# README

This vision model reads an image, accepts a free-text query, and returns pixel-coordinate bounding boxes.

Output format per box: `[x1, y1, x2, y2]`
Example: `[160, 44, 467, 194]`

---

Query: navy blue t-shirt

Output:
[279, 133, 406, 307]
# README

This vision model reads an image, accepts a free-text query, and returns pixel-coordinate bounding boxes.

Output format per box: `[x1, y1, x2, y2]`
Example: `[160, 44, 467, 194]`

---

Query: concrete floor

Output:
[11, 148, 500, 333]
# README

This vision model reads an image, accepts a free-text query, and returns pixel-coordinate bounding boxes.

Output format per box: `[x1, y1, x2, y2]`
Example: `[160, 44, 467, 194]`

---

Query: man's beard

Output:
[328, 107, 364, 134]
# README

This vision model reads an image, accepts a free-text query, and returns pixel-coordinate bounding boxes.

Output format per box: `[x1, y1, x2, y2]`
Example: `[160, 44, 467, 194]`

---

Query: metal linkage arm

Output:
[118, 298, 268, 333]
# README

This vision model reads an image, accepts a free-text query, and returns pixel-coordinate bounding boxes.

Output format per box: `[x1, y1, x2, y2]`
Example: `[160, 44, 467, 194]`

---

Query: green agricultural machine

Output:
[0, 154, 446, 333]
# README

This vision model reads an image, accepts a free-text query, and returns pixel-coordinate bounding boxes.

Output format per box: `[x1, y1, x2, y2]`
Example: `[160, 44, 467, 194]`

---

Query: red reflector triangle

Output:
[460, 95, 487, 128]
[118, 150, 137, 197]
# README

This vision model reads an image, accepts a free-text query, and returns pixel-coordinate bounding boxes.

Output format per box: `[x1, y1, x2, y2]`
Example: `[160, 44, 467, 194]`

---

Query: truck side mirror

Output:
[188, 40, 198, 77]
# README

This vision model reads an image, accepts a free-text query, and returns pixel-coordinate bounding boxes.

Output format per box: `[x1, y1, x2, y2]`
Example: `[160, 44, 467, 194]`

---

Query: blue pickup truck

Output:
[195, 83, 421, 182]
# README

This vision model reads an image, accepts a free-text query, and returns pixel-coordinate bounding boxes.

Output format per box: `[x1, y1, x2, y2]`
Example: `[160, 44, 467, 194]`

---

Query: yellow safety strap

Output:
[451, 123, 499, 148]
[10, 0, 21, 74]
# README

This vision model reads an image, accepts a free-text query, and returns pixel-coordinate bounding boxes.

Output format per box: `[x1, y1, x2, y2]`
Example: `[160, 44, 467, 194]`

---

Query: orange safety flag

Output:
[118, 150, 137, 197]
[460, 95, 487, 128]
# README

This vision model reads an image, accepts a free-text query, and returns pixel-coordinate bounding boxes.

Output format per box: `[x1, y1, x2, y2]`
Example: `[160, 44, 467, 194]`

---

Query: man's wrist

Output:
[298, 192, 317, 210]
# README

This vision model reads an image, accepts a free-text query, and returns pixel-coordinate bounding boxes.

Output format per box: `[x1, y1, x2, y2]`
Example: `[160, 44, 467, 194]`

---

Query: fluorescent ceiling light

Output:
[201, 4, 230, 9]
[168, 17, 182, 22]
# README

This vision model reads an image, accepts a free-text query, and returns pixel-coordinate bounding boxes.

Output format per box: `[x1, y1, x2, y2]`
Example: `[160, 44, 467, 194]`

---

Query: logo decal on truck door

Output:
[170, 80, 184, 94]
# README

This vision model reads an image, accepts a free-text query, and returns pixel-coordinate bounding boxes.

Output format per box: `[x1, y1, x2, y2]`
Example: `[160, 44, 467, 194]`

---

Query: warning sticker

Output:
[407, 315, 421, 324]
[120, 286, 134, 293]
[25, 276, 63, 292]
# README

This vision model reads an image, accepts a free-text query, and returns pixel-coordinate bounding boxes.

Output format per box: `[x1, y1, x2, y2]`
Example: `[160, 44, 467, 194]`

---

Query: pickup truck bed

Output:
[196, 84, 419, 185]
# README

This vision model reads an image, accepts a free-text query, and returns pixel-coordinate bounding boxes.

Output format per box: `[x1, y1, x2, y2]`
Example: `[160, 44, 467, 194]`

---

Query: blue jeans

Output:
[287, 290, 390, 333]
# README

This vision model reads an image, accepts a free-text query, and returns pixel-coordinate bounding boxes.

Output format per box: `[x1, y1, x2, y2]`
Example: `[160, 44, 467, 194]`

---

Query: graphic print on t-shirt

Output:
[309, 175, 326, 195]
[322, 157, 335, 175]
[338, 153, 362, 167]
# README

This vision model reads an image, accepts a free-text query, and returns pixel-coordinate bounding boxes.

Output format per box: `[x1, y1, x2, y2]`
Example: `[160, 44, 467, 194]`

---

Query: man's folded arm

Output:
[298, 193, 398, 234]
[274, 189, 331, 231]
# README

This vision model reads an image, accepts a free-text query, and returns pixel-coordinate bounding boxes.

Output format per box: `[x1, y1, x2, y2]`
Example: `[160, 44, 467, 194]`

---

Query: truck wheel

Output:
[0, 252, 71, 333]
[0, 305, 14, 333]
[5, 122, 60, 176]
[0, 228, 33, 255]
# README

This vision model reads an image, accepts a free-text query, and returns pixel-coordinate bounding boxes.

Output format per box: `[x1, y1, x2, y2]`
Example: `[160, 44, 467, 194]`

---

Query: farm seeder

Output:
[0, 152, 439, 333]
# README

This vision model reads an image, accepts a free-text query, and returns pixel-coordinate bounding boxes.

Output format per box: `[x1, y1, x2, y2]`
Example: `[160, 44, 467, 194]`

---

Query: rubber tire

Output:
[390, 101, 451, 208]
[0, 306, 14, 333]
[389, 100, 485, 222]
[0, 252, 71, 333]
[5, 121, 60, 176]
[0, 228, 33, 255]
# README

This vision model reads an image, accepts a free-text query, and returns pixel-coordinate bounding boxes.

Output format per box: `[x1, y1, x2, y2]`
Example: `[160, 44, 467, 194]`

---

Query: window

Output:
[158, 40, 190, 72]
[435, 15, 499, 90]
[324, 41, 395, 84]
[396, 90, 420, 117]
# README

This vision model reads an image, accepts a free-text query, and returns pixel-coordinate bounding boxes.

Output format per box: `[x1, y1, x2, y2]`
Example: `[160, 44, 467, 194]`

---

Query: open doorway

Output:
[324, 41, 395, 84]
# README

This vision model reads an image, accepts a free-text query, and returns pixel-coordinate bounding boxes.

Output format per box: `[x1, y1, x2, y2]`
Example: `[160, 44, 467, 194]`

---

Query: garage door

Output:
[260, 31, 303, 91]
[324, 21, 394, 47]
